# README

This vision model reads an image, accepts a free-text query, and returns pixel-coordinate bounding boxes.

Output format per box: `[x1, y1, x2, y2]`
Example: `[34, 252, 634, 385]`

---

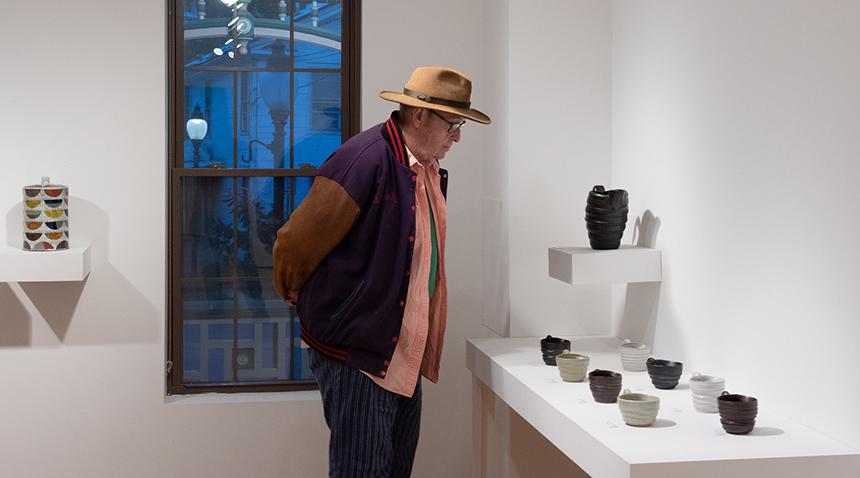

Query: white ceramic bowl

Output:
[689, 372, 725, 413]
[619, 340, 651, 372]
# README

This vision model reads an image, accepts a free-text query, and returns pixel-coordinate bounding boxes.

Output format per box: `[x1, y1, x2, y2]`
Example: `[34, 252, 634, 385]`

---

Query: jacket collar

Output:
[381, 111, 409, 167]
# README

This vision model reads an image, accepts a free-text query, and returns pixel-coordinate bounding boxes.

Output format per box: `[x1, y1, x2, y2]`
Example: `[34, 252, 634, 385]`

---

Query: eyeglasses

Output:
[428, 109, 466, 133]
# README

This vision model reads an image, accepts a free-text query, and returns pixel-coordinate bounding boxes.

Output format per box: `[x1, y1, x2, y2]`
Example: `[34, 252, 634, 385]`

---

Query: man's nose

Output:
[451, 128, 461, 142]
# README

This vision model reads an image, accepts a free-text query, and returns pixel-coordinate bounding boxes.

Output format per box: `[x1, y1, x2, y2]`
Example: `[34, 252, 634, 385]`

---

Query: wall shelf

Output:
[467, 336, 860, 477]
[548, 245, 661, 284]
[0, 244, 91, 282]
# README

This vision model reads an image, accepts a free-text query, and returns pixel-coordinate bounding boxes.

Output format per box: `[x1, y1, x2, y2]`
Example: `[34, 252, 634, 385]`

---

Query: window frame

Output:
[166, 0, 362, 395]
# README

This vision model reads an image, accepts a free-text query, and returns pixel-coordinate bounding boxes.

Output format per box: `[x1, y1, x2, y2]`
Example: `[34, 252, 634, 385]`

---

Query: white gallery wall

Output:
[611, 0, 860, 449]
[507, 0, 612, 338]
[0, 1, 494, 477]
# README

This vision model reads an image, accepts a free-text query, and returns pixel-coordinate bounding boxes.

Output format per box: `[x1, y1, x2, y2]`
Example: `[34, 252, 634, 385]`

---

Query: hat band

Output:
[403, 88, 471, 109]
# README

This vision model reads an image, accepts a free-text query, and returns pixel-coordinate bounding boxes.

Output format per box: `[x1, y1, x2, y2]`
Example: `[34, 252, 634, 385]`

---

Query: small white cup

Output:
[689, 372, 726, 413]
[619, 339, 650, 372]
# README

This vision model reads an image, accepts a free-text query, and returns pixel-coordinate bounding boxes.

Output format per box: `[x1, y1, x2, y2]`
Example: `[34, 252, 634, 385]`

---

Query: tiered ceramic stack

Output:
[23, 177, 69, 251]
[689, 372, 726, 413]
[619, 339, 651, 372]
[585, 185, 629, 250]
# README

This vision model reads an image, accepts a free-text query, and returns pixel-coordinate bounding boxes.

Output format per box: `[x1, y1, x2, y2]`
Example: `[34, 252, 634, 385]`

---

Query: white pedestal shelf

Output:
[548, 245, 661, 284]
[0, 244, 91, 282]
[467, 336, 860, 478]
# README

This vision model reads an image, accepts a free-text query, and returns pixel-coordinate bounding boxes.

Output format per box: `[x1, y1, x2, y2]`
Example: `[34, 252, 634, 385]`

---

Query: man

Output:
[272, 66, 490, 477]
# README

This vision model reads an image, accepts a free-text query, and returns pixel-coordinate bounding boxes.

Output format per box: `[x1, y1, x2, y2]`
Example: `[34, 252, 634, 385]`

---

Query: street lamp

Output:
[258, 42, 290, 220]
[186, 104, 208, 167]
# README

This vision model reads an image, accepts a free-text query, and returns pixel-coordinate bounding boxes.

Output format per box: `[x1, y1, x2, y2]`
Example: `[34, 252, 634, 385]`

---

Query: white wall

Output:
[0, 1, 494, 477]
[508, 0, 613, 337]
[612, 0, 860, 449]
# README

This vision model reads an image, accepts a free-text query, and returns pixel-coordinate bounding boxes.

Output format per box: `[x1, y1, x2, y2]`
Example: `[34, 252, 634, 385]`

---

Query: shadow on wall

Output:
[0, 283, 31, 346]
[2, 197, 158, 346]
[617, 210, 662, 346]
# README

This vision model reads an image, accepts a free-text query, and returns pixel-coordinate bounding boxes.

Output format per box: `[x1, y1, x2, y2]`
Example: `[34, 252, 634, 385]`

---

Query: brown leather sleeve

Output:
[272, 176, 360, 300]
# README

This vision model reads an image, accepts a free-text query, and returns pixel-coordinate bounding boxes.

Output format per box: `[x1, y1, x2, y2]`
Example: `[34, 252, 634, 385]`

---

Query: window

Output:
[167, 0, 361, 394]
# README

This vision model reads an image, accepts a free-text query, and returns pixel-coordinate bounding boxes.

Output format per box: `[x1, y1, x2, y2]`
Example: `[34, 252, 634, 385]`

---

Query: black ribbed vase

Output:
[585, 185, 629, 250]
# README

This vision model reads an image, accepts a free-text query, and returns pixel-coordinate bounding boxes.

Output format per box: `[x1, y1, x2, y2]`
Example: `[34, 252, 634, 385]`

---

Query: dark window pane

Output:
[240, 72, 291, 169]
[208, 348, 228, 383]
[184, 71, 234, 168]
[294, 72, 341, 167]
[294, 1, 342, 69]
[181, 177, 234, 278]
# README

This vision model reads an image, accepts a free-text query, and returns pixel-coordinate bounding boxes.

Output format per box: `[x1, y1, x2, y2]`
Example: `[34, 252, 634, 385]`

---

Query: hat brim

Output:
[379, 91, 491, 125]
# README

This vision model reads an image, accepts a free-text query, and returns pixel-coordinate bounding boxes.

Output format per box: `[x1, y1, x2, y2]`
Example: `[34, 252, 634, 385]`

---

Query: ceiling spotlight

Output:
[213, 47, 223, 56]
[228, 51, 235, 59]
[220, 0, 240, 5]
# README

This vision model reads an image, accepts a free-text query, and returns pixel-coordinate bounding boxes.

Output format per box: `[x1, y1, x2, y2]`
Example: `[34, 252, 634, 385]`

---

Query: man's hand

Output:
[286, 289, 300, 306]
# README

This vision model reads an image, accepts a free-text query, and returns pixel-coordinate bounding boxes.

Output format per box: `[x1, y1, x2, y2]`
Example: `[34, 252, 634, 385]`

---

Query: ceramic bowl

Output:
[689, 372, 725, 413]
[646, 357, 683, 389]
[588, 369, 623, 403]
[717, 392, 758, 434]
[619, 340, 651, 372]
[556, 353, 590, 382]
[618, 389, 660, 427]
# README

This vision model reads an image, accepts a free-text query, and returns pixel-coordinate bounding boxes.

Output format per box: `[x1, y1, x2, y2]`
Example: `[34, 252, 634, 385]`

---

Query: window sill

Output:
[165, 390, 321, 405]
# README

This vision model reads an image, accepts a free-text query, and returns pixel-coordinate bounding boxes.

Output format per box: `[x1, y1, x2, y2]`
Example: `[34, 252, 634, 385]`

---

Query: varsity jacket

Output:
[272, 113, 448, 377]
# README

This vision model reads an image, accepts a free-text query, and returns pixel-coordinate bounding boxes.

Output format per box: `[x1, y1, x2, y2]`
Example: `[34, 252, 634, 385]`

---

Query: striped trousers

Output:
[309, 348, 422, 478]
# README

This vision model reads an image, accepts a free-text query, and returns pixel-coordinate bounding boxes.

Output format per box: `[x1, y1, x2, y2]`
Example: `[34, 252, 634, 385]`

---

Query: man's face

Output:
[417, 109, 464, 161]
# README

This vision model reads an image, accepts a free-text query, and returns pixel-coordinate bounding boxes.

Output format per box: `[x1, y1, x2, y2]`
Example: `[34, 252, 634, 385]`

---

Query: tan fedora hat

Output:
[379, 66, 491, 125]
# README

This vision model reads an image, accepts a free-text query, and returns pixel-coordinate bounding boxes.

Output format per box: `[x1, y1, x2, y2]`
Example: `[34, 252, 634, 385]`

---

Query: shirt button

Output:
[391, 336, 398, 344]
[411, 176, 417, 182]
[380, 370, 386, 377]
[411, 205, 416, 212]
[404, 270, 410, 277]
[384, 360, 390, 366]
[399, 300, 405, 307]
[408, 235, 414, 242]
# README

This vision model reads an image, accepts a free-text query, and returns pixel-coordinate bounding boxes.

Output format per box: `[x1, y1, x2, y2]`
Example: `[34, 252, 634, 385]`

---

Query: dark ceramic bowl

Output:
[718, 392, 759, 435]
[541, 350, 564, 367]
[588, 369, 623, 403]
[646, 358, 683, 389]
[539, 336, 570, 366]
[717, 393, 758, 426]
[540, 335, 571, 350]
[540, 335, 571, 353]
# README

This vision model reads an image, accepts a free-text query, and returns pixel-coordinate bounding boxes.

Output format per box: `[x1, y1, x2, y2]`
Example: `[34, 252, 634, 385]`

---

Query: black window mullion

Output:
[231, 177, 239, 384]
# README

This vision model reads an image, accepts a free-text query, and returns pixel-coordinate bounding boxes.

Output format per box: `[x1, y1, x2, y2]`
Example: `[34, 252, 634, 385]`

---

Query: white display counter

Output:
[467, 335, 860, 478]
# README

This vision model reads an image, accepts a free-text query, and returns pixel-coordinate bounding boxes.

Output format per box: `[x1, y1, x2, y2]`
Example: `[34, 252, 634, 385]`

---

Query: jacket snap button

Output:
[380, 370, 386, 377]
[384, 360, 390, 366]
[399, 300, 405, 307]
[391, 336, 398, 343]
[408, 236, 414, 242]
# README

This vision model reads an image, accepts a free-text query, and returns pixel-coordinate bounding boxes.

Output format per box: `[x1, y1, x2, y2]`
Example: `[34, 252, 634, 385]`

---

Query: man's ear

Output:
[414, 107, 425, 124]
